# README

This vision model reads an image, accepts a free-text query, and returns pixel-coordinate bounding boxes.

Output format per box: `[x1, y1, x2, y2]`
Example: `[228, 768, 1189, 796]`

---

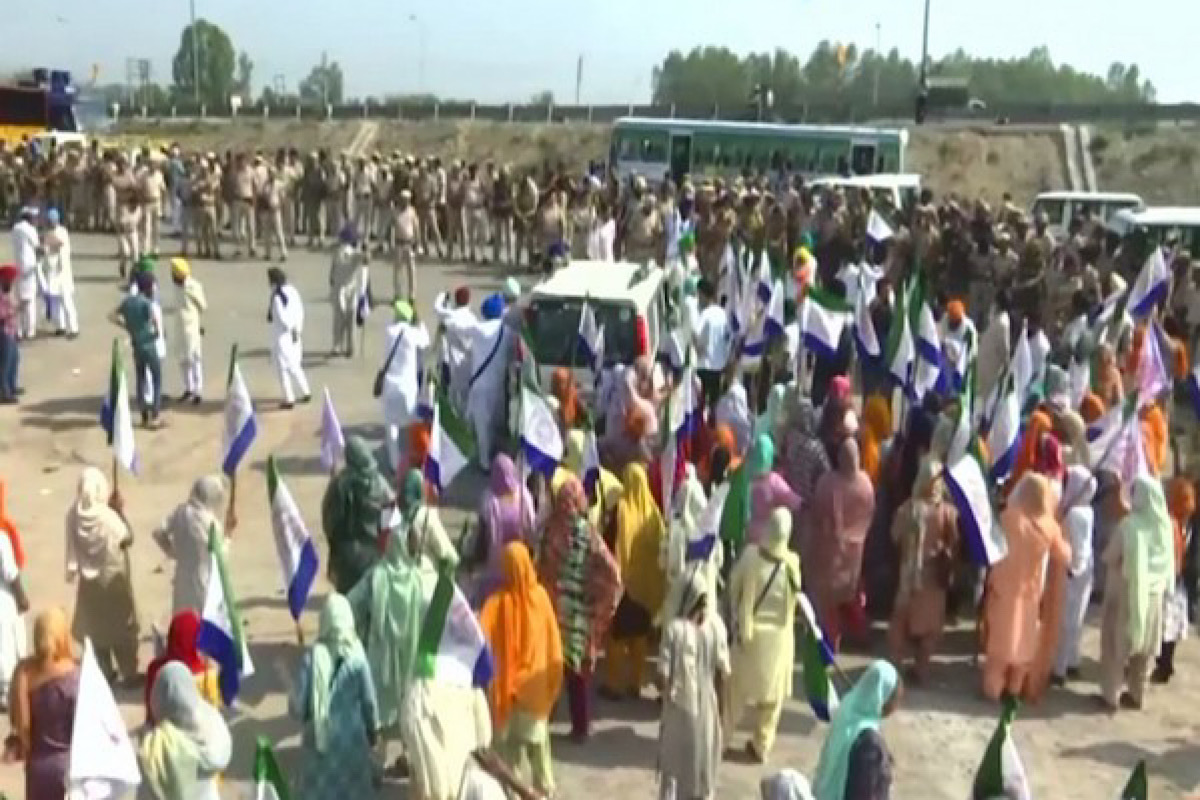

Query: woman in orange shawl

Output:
[1155, 476, 1196, 683]
[1095, 343, 1124, 408]
[983, 473, 1071, 702]
[479, 542, 563, 796]
[550, 367, 582, 430]
[399, 422, 436, 500]
[1006, 409, 1053, 498]
[860, 395, 893, 484]
[700, 424, 742, 485]
[1140, 404, 1168, 475]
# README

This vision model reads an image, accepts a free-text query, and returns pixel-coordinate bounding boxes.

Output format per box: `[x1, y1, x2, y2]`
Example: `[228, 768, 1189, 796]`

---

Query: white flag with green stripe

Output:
[254, 737, 289, 800]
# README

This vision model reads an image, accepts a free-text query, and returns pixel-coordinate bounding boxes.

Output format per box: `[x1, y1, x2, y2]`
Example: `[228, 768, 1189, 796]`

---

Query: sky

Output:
[4, 0, 1196, 104]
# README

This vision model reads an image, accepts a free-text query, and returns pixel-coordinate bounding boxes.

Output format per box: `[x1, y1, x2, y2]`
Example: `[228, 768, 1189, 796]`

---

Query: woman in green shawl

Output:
[289, 593, 379, 800]
[348, 475, 434, 764]
[1099, 475, 1174, 711]
[811, 659, 901, 800]
[322, 435, 394, 593]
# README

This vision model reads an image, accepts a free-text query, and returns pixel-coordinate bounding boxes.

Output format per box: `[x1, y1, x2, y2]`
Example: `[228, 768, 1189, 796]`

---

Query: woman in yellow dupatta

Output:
[603, 463, 667, 698]
[480, 543, 563, 798]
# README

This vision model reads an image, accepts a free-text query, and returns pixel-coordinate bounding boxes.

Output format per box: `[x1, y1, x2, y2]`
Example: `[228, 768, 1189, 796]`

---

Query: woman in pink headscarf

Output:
[819, 375, 859, 460]
[982, 472, 1071, 702]
[476, 453, 536, 600]
[809, 438, 876, 651]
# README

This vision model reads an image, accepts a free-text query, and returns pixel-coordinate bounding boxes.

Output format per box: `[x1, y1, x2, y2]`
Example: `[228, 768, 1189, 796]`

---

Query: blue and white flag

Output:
[915, 300, 940, 365]
[319, 387, 345, 472]
[417, 565, 494, 689]
[521, 384, 564, 477]
[1188, 361, 1200, 421]
[1136, 321, 1170, 403]
[1128, 247, 1170, 319]
[987, 374, 1022, 481]
[578, 301, 605, 374]
[946, 451, 1006, 567]
[426, 393, 475, 492]
[197, 526, 254, 706]
[267, 456, 318, 622]
[221, 345, 258, 477]
[581, 423, 602, 502]
[867, 209, 894, 243]
[853, 279, 881, 361]
[763, 280, 786, 341]
[1011, 324, 1034, 405]
[798, 593, 840, 723]
[800, 286, 852, 361]
[754, 252, 774, 303]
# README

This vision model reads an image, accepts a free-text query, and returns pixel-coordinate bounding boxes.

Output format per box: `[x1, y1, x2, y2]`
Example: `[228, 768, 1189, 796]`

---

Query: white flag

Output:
[867, 209, 894, 242]
[68, 640, 141, 799]
[520, 384, 564, 477]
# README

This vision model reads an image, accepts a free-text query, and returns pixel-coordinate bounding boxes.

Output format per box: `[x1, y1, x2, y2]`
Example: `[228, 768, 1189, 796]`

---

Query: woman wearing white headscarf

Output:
[65, 466, 139, 685]
[656, 569, 729, 800]
[725, 508, 800, 762]
[152, 475, 228, 616]
[1052, 465, 1097, 685]
[137, 662, 231, 800]
[289, 593, 380, 800]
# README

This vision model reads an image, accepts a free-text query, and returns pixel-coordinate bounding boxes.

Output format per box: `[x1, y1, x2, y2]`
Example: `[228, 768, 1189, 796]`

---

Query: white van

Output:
[526, 260, 667, 394]
[1106, 206, 1200, 255]
[809, 173, 922, 210]
[1030, 191, 1144, 241]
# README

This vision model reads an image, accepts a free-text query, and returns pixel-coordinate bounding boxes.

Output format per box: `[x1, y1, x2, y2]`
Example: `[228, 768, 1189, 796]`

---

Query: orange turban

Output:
[1079, 392, 1105, 424]
[946, 300, 966, 325]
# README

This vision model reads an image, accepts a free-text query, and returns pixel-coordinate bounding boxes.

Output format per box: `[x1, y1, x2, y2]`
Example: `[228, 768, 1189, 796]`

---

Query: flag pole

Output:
[110, 455, 119, 496]
[294, 617, 306, 647]
[225, 343, 240, 537]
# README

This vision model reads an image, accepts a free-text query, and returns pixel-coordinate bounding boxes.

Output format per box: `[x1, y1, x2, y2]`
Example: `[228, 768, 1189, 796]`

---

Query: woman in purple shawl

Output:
[476, 453, 536, 600]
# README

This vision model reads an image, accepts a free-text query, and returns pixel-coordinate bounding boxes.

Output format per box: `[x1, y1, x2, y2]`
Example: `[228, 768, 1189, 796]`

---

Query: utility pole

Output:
[321, 51, 329, 106]
[872, 22, 882, 109]
[189, 0, 200, 105]
[575, 54, 584, 105]
[920, 0, 932, 91]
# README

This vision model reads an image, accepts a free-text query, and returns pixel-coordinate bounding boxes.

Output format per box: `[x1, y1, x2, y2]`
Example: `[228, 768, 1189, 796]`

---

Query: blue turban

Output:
[46, 208, 61, 226]
[338, 224, 358, 246]
[480, 293, 505, 321]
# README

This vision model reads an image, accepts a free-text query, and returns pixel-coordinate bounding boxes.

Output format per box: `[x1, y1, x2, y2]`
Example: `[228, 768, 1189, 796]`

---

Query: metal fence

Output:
[109, 99, 1200, 126]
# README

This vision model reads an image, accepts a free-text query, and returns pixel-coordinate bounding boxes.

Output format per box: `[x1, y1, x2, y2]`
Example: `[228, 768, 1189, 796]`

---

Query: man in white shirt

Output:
[41, 208, 78, 338]
[440, 293, 510, 468]
[267, 267, 311, 408]
[10, 207, 41, 340]
[692, 278, 730, 411]
[381, 300, 431, 473]
[434, 287, 478, 413]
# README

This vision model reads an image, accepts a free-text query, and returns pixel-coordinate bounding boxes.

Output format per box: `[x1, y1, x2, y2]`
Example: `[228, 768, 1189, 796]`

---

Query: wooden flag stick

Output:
[294, 618, 306, 647]
[225, 473, 238, 537]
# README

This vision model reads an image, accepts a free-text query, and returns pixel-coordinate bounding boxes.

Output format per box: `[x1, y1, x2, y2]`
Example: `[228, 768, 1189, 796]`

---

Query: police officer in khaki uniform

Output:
[258, 162, 288, 262]
[393, 189, 420, 299]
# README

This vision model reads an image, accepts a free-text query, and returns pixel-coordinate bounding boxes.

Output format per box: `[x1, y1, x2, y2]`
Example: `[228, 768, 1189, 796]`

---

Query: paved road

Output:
[0, 232, 1197, 799]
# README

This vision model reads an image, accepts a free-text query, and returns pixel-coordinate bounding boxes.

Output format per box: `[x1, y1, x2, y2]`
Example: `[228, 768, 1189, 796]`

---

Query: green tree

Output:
[235, 51, 254, 99]
[529, 89, 554, 105]
[299, 59, 345, 105]
[171, 19, 237, 107]
[651, 47, 751, 111]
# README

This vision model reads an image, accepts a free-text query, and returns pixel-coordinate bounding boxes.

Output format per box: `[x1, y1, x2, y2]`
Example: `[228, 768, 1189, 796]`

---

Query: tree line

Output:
[650, 42, 1158, 117]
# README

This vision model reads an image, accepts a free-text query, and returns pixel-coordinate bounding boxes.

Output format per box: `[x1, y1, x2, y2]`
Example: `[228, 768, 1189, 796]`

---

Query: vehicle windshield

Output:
[528, 298, 638, 366]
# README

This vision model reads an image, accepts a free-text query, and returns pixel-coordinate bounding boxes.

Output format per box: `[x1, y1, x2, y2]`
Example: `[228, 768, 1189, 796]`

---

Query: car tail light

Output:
[635, 315, 649, 356]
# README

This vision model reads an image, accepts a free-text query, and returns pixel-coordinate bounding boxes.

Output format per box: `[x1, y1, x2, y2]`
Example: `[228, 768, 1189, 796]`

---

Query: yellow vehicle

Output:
[0, 69, 82, 147]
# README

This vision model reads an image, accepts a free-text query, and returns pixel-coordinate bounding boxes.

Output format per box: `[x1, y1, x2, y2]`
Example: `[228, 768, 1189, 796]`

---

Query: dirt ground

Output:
[0, 233, 1198, 798]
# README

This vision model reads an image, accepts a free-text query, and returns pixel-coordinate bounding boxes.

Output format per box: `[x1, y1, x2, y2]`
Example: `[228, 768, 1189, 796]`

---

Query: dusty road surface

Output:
[0, 231, 1198, 799]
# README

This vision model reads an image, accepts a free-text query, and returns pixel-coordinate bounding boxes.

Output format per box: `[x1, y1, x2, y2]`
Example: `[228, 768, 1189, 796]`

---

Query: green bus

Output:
[609, 117, 908, 184]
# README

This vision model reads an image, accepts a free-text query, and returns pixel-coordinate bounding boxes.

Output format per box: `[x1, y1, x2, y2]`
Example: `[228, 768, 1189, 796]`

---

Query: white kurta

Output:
[270, 284, 306, 370]
[435, 295, 479, 412]
[42, 225, 74, 298]
[401, 680, 493, 800]
[448, 317, 508, 465]
[381, 320, 431, 430]
[11, 219, 40, 302]
[172, 277, 207, 361]
[1055, 505, 1094, 674]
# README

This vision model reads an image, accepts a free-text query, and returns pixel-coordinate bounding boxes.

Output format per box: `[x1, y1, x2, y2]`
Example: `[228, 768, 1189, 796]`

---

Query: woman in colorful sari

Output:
[779, 396, 831, 560]
[8, 609, 79, 800]
[657, 570, 729, 800]
[395, 468, 457, 572]
[811, 660, 901, 800]
[480, 543, 564, 797]
[726, 509, 800, 762]
[746, 433, 802, 547]
[605, 404, 655, 476]
[137, 661, 230, 800]
[144, 609, 219, 721]
[322, 435, 393, 594]
[537, 476, 622, 740]
[1006, 409, 1053, 498]
[477, 455, 536, 595]
[819, 375, 858, 460]
[810, 438, 876, 651]
[604, 463, 667, 699]
[859, 395, 893, 486]
[65, 466, 139, 687]
[888, 461, 958, 685]
[982, 472, 1071, 702]
[1154, 476, 1196, 684]
[290, 594, 380, 800]
[1100, 476, 1173, 711]
[1140, 404, 1169, 475]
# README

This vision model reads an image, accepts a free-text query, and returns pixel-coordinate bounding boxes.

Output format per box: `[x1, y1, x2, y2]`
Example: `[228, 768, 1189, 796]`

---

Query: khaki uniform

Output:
[138, 165, 166, 256]
[625, 204, 663, 265]
[194, 168, 221, 259]
[393, 205, 419, 298]
[112, 169, 142, 273]
[462, 173, 488, 261]
[513, 177, 539, 268]
[258, 169, 288, 261]
[231, 162, 257, 255]
[323, 162, 346, 240]
[352, 161, 376, 241]
[414, 170, 442, 258]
